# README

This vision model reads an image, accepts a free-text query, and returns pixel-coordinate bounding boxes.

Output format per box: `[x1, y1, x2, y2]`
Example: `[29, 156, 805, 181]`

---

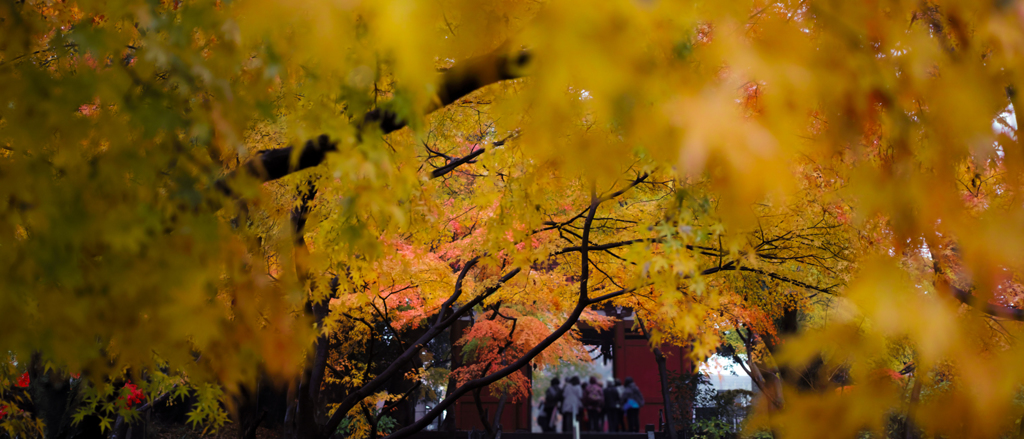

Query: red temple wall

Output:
[450, 318, 691, 432]
[615, 324, 691, 431]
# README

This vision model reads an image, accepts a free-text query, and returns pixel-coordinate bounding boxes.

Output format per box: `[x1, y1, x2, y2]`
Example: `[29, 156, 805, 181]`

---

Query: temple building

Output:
[440, 307, 693, 434]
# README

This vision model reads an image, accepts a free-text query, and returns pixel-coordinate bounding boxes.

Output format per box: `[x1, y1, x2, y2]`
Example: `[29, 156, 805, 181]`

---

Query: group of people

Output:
[538, 376, 645, 433]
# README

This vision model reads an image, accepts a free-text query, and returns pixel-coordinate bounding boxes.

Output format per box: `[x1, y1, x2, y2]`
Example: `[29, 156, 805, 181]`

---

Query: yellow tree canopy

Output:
[3, 0, 1024, 438]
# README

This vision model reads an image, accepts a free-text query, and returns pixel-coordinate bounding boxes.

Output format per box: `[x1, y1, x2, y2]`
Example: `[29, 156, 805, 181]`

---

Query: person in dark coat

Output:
[615, 379, 626, 431]
[540, 378, 563, 432]
[621, 376, 645, 432]
[603, 379, 622, 432]
[584, 376, 605, 431]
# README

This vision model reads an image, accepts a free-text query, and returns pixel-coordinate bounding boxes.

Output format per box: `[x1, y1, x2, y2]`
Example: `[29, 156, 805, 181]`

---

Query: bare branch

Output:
[435, 257, 481, 327]
[322, 267, 521, 436]
[949, 284, 1024, 321]
[216, 47, 531, 196]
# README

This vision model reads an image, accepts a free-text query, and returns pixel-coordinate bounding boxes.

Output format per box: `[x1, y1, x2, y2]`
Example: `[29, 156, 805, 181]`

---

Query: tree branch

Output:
[587, 286, 639, 304]
[386, 190, 639, 439]
[435, 257, 480, 327]
[949, 284, 1024, 321]
[598, 173, 650, 203]
[578, 189, 600, 302]
[431, 147, 488, 179]
[216, 47, 531, 195]
[732, 266, 837, 295]
[385, 297, 589, 439]
[381, 382, 422, 415]
[429, 135, 514, 178]
[929, 242, 1024, 321]
[323, 267, 521, 436]
[554, 239, 649, 255]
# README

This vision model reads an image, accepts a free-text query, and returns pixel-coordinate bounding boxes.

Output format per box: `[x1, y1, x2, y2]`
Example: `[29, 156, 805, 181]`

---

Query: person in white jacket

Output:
[561, 376, 584, 433]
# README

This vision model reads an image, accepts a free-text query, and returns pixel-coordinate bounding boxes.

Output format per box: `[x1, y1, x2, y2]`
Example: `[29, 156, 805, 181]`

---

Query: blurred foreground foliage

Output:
[5, 0, 1024, 438]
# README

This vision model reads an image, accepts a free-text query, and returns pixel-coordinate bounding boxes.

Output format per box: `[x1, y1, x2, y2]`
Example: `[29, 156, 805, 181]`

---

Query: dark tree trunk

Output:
[233, 381, 272, 439]
[489, 391, 508, 439]
[652, 349, 679, 439]
[24, 360, 79, 439]
[635, 319, 678, 439]
[440, 322, 463, 433]
[903, 377, 922, 439]
[473, 388, 494, 436]
[293, 372, 322, 439]
[242, 410, 267, 439]
[282, 379, 300, 439]
[386, 323, 429, 429]
[439, 370, 460, 433]
[111, 416, 128, 439]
